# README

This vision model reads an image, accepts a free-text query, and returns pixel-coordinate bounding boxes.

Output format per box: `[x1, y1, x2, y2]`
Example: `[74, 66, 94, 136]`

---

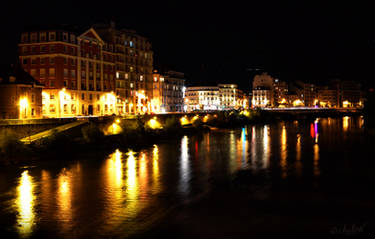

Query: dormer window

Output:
[63, 32, 68, 42]
[49, 32, 56, 41]
[70, 34, 76, 43]
[21, 33, 28, 43]
[40, 32, 46, 42]
[30, 33, 37, 43]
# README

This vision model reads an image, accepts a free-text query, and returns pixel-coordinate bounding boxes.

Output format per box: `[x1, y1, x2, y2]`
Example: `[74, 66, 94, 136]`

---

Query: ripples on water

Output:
[0, 116, 369, 238]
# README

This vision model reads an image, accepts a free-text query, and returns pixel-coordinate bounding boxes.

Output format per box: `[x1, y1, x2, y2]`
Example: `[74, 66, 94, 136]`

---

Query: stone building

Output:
[0, 65, 43, 119]
[152, 71, 185, 113]
[252, 73, 274, 107]
[94, 22, 154, 114]
[185, 86, 220, 111]
[18, 26, 117, 117]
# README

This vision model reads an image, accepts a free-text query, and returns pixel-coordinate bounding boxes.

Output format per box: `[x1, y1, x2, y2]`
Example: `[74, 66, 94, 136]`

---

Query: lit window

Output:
[130, 41, 133, 47]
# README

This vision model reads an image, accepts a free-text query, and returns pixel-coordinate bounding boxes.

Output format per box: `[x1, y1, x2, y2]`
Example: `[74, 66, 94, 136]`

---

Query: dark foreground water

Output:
[0, 116, 373, 238]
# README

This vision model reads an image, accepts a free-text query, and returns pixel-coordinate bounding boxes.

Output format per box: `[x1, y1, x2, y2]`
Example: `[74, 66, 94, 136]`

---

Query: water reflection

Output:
[15, 170, 36, 237]
[152, 145, 161, 194]
[57, 168, 72, 232]
[280, 125, 287, 179]
[343, 116, 349, 131]
[296, 134, 302, 178]
[263, 125, 270, 169]
[101, 149, 125, 231]
[229, 131, 237, 173]
[2, 116, 366, 238]
[314, 119, 319, 143]
[237, 127, 248, 169]
[179, 136, 190, 196]
[125, 150, 138, 215]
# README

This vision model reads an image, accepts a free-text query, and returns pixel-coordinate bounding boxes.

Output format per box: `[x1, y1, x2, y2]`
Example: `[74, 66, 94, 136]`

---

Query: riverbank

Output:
[0, 109, 367, 166]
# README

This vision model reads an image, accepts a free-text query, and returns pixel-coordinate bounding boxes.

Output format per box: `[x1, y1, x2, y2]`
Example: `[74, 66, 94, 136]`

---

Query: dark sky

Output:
[2, 0, 375, 91]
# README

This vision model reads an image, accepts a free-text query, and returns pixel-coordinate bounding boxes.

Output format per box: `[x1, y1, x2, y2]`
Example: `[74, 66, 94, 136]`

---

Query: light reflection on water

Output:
[179, 136, 190, 196]
[57, 168, 73, 233]
[15, 170, 36, 237]
[4, 116, 366, 238]
[280, 125, 287, 179]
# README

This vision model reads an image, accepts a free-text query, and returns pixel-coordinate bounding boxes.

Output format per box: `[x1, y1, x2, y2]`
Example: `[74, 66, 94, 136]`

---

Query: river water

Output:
[0, 116, 372, 238]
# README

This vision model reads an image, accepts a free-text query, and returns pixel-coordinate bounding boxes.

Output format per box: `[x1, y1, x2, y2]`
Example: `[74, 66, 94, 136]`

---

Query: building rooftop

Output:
[0, 64, 43, 86]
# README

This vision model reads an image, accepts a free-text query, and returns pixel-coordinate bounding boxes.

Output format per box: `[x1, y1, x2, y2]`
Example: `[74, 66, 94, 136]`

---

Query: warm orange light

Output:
[180, 116, 190, 125]
[343, 100, 350, 108]
[148, 117, 162, 129]
[292, 99, 304, 107]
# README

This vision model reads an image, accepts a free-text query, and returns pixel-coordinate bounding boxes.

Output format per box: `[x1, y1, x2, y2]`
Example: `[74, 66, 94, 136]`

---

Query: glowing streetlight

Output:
[19, 97, 29, 119]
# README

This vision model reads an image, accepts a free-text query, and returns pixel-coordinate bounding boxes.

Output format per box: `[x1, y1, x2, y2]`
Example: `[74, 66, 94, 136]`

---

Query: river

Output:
[0, 116, 372, 238]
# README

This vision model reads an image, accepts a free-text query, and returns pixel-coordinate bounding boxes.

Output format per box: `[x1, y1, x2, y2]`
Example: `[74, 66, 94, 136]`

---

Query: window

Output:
[50, 45, 55, 52]
[40, 58, 45, 65]
[49, 57, 54, 64]
[49, 104, 56, 113]
[23, 58, 27, 65]
[81, 93, 85, 100]
[30, 33, 37, 43]
[31, 47, 36, 53]
[96, 94, 100, 100]
[64, 69, 68, 77]
[21, 33, 28, 43]
[71, 59, 75, 65]
[64, 58, 67, 65]
[140, 75, 143, 81]
[49, 68, 55, 77]
[49, 32, 56, 41]
[71, 70, 76, 78]
[64, 80, 68, 87]
[125, 73, 129, 79]
[64, 46, 67, 53]
[40, 69, 46, 78]
[89, 94, 93, 100]
[130, 83, 133, 88]
[40, 32, 46, 42]
[63, 32, 68, 41]
[50, 94, 55, 100]
[130, 41, 133, 47]
[81, 71, 86, 77]
[50, 80, 55, 87]
[22, 46, 27, 53]
[130, 66, 134, 72]
[30, 69, 37, 77]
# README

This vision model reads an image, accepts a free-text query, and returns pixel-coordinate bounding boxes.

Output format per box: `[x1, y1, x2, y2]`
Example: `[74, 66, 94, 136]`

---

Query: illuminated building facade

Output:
[298, 82, 317, 107]
[94, 22, 154, 114]
[273, 79, 288, 106]
[185, 84, 245, 111]
[317, 87, 339, 107]
[0, 65, 43, 119]
[185, 86, 220, 111]
[340, 81, 362, 107]
[252, 73, 274, 107]
[218, 84, 244, 110]
[18, 26, 117, 117]
[152, 71, 185, 113]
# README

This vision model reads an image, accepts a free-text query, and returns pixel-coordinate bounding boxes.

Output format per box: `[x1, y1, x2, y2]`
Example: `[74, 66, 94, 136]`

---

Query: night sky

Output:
[2, 1, 375, 91]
